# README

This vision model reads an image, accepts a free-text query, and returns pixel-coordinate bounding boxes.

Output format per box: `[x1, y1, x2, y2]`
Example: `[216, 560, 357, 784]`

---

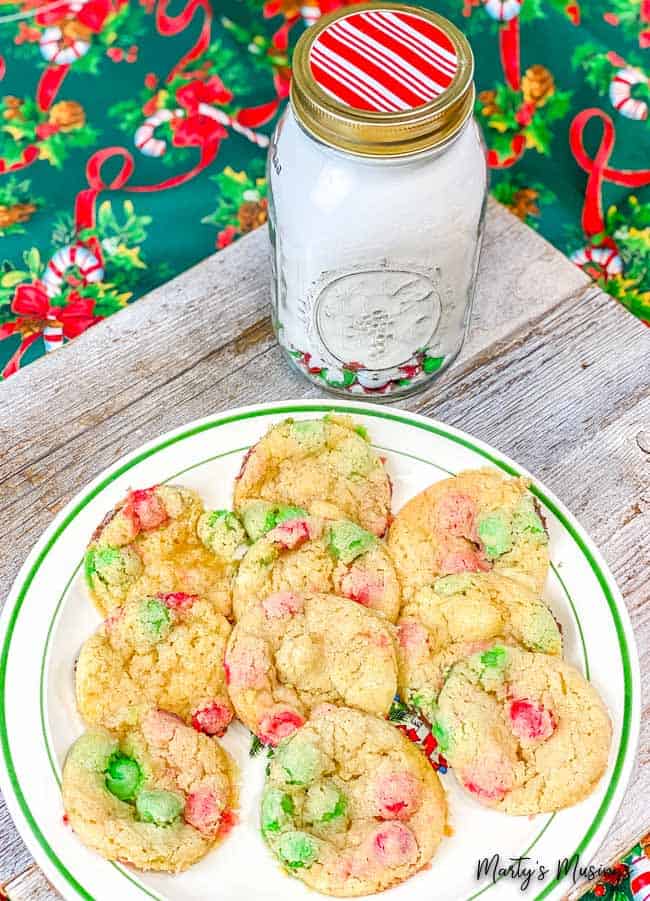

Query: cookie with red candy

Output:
[233, 514, 400, 621]
[84, 484, 241, 617]
[396, 572, 562, 723]
[434, 644, 612, 814]
[62, 709, 237, 872]
[387, 468, 550, 600]
[76, 592, 233, 736]
[261, 706, 447, 895]
[225, 592, 398, 745]
[233, 415, 392, 540]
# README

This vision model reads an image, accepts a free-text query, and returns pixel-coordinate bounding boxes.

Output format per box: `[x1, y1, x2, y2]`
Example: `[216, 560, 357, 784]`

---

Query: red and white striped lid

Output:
[308, 7, 459, 113]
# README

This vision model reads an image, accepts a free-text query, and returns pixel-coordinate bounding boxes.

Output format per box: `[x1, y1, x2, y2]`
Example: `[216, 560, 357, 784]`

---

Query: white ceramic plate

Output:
[0, 400, 640, 901]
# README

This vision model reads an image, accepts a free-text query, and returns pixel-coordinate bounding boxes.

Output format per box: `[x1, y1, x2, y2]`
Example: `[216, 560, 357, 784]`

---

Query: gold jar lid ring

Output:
[290, 2, 475, 157]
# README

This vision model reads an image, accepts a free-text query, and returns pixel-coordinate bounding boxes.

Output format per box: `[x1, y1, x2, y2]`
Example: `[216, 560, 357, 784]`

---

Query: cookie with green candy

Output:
[197, 509, 249, 560]
[225, 592, 398, 746]
[62, 709, 237, 872]
[84, 484, 238, 617]
[396, 572, 562, 722]
[76, 592, 233, 736]
[261, 706, 447, 896]
[234, 415, 392, 538]
[436, 643, 612, 814]
[233, 515, 400, 621]
[388, 468, 550, 599]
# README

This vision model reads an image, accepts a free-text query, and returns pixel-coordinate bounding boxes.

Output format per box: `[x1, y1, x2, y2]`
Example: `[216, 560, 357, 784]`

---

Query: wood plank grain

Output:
[0, 198, 647, 897]
[2, 864, 56, 900]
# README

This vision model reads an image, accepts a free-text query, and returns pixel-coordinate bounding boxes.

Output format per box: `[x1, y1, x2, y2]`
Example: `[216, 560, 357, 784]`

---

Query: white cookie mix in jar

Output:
[268, 3, 488, 397]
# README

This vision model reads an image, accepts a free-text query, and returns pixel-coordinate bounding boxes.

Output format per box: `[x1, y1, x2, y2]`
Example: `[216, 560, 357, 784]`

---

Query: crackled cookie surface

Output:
[62, 710, 237, 872]
[261, 706, 447, 896]
[233, 514, 400, 621]
[397, 573, 562, 722]
[388, 469, 550, 599]
[76, 593, 233, 736]
[233, 416, 392, 539]
[225, 592, 398, 745]
[84, 484, 244, 616]
[435, 644, 611, 814]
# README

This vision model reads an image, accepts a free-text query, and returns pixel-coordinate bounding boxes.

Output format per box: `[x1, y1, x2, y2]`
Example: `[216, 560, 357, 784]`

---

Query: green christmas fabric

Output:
[579, 832, 650, 901]
[0, 0, 648, 377]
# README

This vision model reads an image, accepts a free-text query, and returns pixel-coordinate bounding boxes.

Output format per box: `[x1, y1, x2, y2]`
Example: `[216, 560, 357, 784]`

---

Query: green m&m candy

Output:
[104, 753, 143, 802]
[477, 512, 512, 559]
[274, 505, 309, 526]
[198, 509, 249, 560]
[138, 598, 172, 641]
[433, 573, 474, 595]
[432, 720, 451, 753]
[261, 787, 294, 834]
[327, 521, 376, 564]
[241, 502, 280, 541]
[511, 498, 547, 540]
[278, 830, 319, 870]
[304, 782, 347, 824]
[277, 740, 322, 786]
[135, 790, 184, 826]
[480, 645, 507, 670]
[85, 545, 141, 590]
[291, 420, 326, 446]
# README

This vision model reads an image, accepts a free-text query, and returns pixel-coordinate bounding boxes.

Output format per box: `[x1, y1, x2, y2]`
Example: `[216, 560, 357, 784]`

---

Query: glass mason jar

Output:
[268, 2, 488, 398]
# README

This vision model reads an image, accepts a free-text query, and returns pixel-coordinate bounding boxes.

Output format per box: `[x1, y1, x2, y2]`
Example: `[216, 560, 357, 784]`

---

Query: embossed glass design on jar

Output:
[268, 2, 488, 398]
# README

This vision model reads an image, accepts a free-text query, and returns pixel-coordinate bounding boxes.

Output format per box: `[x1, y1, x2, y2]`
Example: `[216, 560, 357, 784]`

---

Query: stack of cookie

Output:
[61, 414, 612, 896]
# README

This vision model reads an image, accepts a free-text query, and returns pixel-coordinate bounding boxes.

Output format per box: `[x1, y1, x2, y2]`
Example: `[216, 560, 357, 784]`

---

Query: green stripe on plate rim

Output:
[0, 403, 634, 901]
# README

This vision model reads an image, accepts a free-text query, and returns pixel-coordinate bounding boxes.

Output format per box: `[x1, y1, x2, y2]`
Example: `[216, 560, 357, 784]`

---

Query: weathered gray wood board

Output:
[0, 198, 648, 899]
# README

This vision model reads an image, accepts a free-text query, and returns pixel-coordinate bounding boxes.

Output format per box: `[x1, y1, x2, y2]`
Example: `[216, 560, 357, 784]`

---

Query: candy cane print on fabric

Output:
[482, 0, 522, 22]
[301, 4, 321, 27]
[609, 68, 649, 121]
[39, 26, 90, 65]
[570, 244, 623, 278]
[134, 108, 184, 157]
[41, 245, 104, 298]
[629, 853, 650, 901]
[42, 316, 65, 353]
[197, 104, 270, 147]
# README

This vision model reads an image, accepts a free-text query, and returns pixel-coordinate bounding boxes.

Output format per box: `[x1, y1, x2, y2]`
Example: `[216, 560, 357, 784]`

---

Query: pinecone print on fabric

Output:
[508, 188, 540, 220]
[0, 203, 37, 229]
[238, 198, 268, 233]
[60, 18, 94, 42]
[49, 101, 86, 131]
[521, 65, 555, 108]
[478, 89, 500, 116]
[2, 96, 24, 122]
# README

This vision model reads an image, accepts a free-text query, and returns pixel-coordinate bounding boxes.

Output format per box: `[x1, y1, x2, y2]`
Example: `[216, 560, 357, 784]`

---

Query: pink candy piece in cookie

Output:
[398, 620, 428, 651]
[375, 772, 423, 820]
[158, 592, 197, 611]
[224, 647, 268, 689]
[437, 544, 491, 576]
[262, 591, 304, 619]
[192, 700, 233, 737]
[122, 487, 168, 532]
[372, 822, 418, 868]
[142, 708, 184, 745]
[461, 759, 512, 802]
[257, 708, 305, 746]
[340, 567, 384, 608]
[184, 786, 223, 835]
[509, 698, 556, 742]
[435, 492, 478, 541]
[267, 519, 312, 549]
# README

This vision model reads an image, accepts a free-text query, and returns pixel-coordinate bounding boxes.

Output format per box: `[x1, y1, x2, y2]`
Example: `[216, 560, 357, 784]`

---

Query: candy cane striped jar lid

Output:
[291, 2, 474, 157]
